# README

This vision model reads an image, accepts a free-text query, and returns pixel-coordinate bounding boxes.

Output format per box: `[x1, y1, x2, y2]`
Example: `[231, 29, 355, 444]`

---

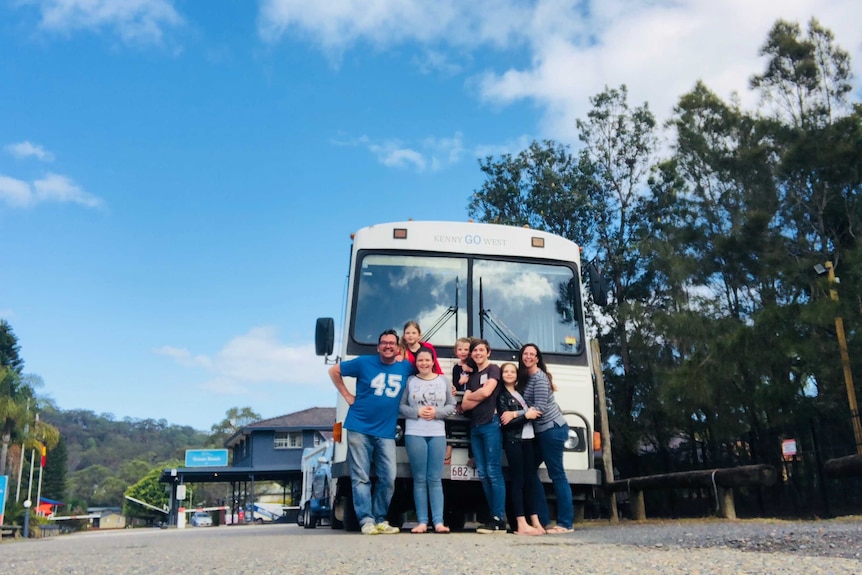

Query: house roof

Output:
[161, 406, 336, 486]
[224, 407, 335, 448]
[245, 407, 336, 430]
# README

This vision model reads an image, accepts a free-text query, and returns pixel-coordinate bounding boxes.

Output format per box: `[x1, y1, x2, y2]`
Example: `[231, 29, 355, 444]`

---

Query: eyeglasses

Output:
[379, 341, 398, 347]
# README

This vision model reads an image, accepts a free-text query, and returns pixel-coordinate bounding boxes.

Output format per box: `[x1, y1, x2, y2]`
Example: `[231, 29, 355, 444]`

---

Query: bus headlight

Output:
[564, 427, 586, 451]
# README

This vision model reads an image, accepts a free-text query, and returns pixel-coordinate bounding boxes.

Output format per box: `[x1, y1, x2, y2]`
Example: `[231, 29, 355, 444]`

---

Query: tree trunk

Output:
[0, 431, 10, 476]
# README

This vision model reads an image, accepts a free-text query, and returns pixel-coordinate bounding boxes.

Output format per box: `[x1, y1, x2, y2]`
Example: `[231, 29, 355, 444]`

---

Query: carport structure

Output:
[158, 407, 335, 526]
[159, 465, 301, 526]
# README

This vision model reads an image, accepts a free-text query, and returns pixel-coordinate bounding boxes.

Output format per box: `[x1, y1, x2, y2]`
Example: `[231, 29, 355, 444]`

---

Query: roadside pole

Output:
[591, 338, 618, 523]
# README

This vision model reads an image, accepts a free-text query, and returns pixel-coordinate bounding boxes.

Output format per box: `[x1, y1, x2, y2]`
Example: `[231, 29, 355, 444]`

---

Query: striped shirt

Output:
[522, 369, 567, 433]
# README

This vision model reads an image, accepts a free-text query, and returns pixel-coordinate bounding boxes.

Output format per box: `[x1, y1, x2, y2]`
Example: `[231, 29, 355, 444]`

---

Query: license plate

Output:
[450, 464, 479, 481]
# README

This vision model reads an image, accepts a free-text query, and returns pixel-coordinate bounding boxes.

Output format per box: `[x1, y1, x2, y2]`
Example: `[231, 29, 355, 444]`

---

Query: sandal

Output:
[434, 524, 450, 533]
[547, 526, 573, 534]
[411, 523, 428, 533]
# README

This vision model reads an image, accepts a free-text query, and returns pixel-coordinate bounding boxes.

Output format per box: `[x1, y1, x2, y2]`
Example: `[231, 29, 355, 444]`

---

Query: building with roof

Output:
[159, 407, 335, 525]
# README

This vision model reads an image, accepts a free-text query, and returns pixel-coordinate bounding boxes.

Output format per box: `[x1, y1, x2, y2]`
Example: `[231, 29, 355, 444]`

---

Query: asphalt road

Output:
[3, 518, 861, 575]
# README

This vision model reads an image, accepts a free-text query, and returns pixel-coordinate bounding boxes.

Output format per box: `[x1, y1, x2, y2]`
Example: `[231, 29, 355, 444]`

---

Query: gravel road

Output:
[2, 518, 860, 575]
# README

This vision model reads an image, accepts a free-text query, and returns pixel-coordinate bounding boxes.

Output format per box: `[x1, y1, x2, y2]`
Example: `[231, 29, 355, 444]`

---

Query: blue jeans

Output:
[347, 430, 396, 527]
[405, 435, 447, 526]
[471, 416, 506, 521]
[533, 422, 574, 528]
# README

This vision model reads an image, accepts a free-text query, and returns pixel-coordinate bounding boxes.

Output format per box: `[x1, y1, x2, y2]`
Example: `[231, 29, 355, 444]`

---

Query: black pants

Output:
[503, 436, 540, 520]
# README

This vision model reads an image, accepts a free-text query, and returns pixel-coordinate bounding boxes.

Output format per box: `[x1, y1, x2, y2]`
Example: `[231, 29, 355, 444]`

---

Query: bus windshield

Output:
[351, 252, 584, 355]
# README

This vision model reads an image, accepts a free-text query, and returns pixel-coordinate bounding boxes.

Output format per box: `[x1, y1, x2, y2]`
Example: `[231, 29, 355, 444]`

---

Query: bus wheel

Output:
[303, 504, 317, 529]
[333, 478, 360, 531]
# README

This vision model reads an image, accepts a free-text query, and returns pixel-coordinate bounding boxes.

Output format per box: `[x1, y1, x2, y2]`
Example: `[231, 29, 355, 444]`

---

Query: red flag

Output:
[40, 443, 47, 467]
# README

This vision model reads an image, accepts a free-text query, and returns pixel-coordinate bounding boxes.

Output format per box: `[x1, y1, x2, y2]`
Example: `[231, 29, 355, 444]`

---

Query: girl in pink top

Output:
[400, 320, 443, 375]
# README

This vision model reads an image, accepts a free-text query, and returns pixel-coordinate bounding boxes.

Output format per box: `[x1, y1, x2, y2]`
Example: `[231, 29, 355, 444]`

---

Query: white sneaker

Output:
[375, 521, 400, 534]
[361, 522, 379, 535]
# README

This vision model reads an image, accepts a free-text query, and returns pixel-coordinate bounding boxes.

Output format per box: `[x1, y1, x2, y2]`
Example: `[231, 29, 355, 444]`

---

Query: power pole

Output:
[824, 262, 862, 454]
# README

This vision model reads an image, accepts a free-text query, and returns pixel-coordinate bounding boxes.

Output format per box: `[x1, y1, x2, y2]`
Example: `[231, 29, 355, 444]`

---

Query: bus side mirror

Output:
[586, 261, 610, 307]
[315, 318, 335, 356]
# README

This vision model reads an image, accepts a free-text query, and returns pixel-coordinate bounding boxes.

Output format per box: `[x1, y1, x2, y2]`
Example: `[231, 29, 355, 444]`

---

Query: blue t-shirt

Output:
[340, 355, 416, 439]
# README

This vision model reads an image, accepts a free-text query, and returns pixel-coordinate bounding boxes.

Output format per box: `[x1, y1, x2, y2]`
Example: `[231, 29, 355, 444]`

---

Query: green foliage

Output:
[0, 321, 57, 478]
[470, 19, 862, 475]
[123, 462, 181, 519]
[209, 406, 261, 448]
[469, 140, 597, 242]
[0, 319, 24, 374]
[42, 434, 68, 501]
[42, 408, 209, 509]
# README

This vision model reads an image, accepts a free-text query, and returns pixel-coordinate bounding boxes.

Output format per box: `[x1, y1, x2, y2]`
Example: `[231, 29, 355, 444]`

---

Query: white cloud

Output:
[369, 140, 427, 171]
[153, 345, 212, 369]
[157, 326, 329, 396]
[333, 132, 467, 172]
[474, 134, 536, 159]
[413, 49, 464, 76]
[0, 175, 34, 208]
[0, 172, 103, 209]
[21, 0, 183, 44]
[259, 0, 533, 50]
[34, 173, 103, 208]
[5, 141, 54, 161]
[260, 0, 862, 143]
[423, 132, 466, 170]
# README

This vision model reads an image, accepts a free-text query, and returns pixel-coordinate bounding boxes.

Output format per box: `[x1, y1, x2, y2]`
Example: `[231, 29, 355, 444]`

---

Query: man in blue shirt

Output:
[328, 329, 415, 534]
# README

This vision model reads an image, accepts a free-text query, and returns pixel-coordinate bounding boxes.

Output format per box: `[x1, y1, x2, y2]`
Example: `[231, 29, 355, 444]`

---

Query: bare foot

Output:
[411, 523, 428, 533]
[515, 526, 542, 536]
[532, 523, 546, 534]
[434, 524, 450, 533]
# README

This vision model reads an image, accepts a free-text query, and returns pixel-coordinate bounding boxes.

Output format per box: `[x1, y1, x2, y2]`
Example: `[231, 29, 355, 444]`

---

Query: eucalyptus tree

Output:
[644, 19, 862, 465]
[468, 87, 660, 472]
[649, 81, 795, 463]
[209, 406, 262, 448]
[573, 85, 660, 468]
[468, 139, 597, 241]
[752, 18, 862, 417]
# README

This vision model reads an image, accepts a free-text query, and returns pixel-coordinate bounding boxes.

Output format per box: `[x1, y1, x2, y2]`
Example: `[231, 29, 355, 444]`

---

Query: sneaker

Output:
[476, 517, 507, 534]
[375, 521, 400, 534]
[361, 522, 379, 535]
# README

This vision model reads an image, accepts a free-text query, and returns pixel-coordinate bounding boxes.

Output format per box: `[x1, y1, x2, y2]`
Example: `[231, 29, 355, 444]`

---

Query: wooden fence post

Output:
[716, 487, 736, 519]
[631, 489, 646, 521]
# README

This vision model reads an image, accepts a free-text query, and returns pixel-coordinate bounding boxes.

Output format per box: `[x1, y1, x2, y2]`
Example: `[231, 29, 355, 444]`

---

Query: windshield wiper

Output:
[477, 277, 522, 350]
[423, 277, 459, 341]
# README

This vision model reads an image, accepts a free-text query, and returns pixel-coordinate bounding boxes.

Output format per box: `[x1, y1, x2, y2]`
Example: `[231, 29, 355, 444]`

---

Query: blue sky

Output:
[2, 0, 860, 431]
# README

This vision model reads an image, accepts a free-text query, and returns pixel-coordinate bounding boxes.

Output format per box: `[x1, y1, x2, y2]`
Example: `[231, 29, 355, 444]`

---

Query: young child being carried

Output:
[451, 337, 473, 395]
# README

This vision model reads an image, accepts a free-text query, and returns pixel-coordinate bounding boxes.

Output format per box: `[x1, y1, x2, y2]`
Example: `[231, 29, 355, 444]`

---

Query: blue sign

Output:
[185, 449, 228, 467]
[0, 476, 8, 524]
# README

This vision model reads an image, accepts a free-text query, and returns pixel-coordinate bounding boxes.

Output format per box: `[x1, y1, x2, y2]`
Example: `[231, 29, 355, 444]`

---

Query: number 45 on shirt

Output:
[370, 373, 403, 397]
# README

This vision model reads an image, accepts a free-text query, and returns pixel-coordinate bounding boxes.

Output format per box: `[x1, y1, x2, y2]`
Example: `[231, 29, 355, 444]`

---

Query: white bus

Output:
[316, 221, 604, 530]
